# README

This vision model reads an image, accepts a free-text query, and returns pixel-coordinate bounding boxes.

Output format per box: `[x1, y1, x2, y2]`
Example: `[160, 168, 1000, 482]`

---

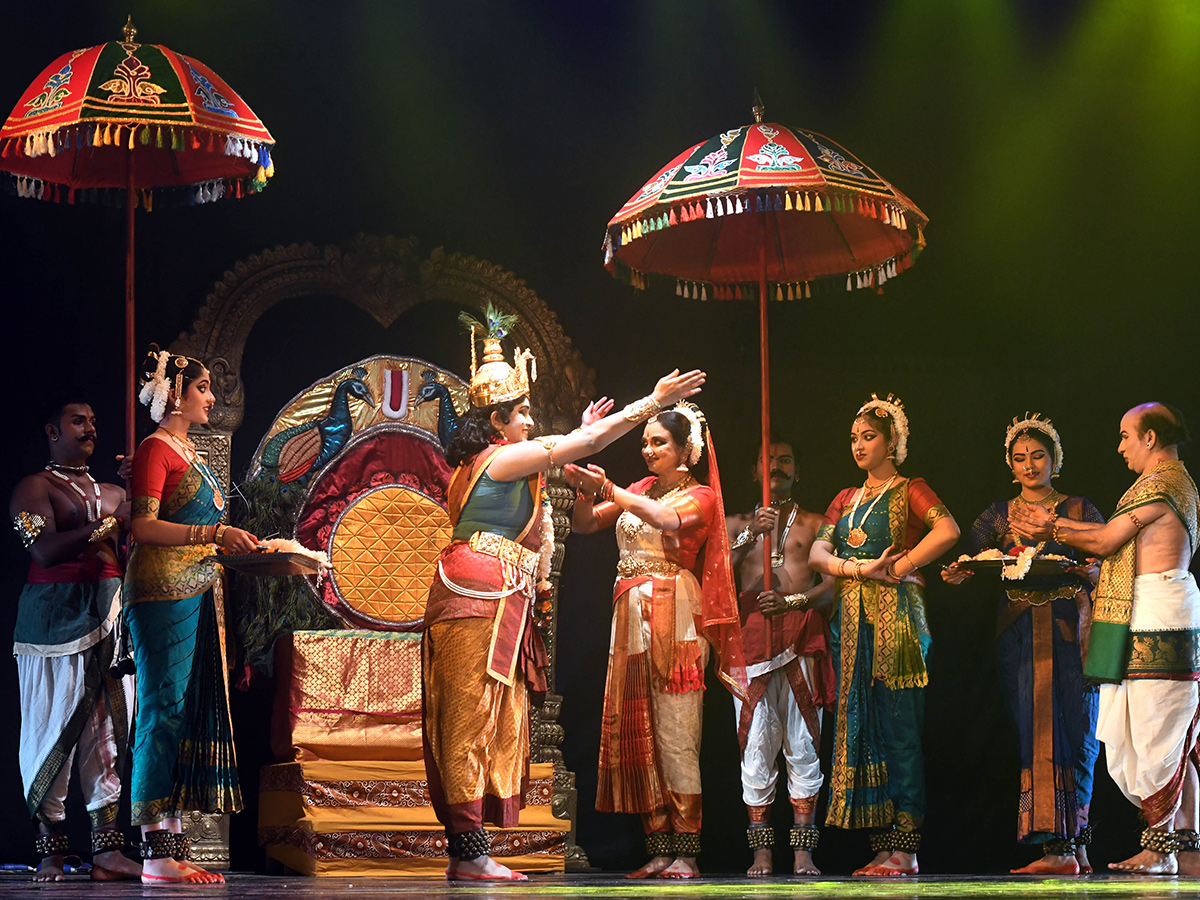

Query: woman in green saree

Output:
[808, 394, 959, 876]
[123, 347, 259, 885]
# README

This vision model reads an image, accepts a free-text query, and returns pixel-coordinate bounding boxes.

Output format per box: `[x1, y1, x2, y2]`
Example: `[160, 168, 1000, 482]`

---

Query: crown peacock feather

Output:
[459, 303, 537, 409]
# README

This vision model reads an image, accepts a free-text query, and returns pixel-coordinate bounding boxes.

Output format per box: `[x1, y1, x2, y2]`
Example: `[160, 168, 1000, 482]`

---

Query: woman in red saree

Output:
[568, 403, 747, 878]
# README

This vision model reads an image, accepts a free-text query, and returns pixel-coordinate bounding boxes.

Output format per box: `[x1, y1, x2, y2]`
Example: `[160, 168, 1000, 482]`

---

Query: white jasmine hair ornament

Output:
[138, 349, 172, 423]
[669, 401, 706, 467]
[1005, 412, 1063, 475]
[857, 393, 909, 464]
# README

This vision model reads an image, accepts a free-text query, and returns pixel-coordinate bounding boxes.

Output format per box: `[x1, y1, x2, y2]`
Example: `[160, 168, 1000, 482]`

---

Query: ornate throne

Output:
[168, 234, 594, 873]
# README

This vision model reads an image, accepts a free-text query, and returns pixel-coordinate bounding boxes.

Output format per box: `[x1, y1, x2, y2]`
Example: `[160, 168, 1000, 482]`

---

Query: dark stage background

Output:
[2, 0, 1198, 876]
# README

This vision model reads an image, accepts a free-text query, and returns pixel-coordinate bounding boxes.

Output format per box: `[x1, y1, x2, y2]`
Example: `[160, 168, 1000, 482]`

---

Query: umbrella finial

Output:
[123, 15, 137, 43]
[752, 88, 765, 124]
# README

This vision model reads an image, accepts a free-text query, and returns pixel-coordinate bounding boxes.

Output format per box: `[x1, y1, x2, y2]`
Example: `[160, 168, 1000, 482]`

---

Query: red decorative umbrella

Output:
[0, 17, 276, 451]
[604, 100, 928, 581]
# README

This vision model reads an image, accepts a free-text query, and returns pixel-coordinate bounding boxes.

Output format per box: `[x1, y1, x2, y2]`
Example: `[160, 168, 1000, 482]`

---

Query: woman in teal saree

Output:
[123, 347, 259, 885]
[809, 394, 959, 876]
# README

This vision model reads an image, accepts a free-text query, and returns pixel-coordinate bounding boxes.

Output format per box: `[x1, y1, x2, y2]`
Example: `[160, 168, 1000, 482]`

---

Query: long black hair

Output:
[445, 396, 526, 468]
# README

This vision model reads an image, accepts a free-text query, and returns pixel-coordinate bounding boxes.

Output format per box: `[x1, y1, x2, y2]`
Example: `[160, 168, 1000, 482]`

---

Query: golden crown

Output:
[460, 305, 537, 409]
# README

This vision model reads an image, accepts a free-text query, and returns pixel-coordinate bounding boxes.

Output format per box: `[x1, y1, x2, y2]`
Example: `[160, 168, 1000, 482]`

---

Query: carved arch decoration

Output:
[169, 233, 593, 868]
[170, 233, 595, 437]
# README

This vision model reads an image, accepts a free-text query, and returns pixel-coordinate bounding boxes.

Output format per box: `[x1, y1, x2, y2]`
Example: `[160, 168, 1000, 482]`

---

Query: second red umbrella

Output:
[604, 100, 928, 582]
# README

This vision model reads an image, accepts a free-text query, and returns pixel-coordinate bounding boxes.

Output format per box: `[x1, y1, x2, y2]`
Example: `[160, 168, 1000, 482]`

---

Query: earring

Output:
[1011, 476, 1019, 483]
[50, 432, 58, 442]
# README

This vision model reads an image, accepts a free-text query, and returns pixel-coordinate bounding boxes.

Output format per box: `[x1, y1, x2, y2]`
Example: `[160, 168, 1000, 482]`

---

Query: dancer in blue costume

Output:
[808, 394, 959, 876]
[944, 414, 1103, 874]
[123, 346, 260, 886]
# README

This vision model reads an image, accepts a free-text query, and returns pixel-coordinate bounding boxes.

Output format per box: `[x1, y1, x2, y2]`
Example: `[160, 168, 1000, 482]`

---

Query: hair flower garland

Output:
[857, 392, 909, 463]
[138, 349, 172, 423]
[1005, 412, 1063, 474]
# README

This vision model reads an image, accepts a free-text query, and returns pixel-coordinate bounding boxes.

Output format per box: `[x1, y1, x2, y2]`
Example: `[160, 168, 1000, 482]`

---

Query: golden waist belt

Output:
[468, 531, 538, 576]
[1005, 584, 1079, 607]
[616, 557, 681, 578]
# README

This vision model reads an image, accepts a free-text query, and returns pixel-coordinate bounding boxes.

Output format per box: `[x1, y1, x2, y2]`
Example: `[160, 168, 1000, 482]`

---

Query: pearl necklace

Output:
[45, 465, 101, 522]
[846, 474, 897, 549]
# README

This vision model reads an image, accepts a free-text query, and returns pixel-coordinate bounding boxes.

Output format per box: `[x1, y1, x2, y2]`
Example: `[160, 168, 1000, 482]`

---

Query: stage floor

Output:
[2, 872, 1199, 899]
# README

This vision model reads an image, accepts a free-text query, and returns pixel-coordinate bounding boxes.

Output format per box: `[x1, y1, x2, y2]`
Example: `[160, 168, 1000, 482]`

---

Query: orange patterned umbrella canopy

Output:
[604, 115, 926, 299]
[0, 19, 274, 204]
[603, 105, 929, 600]
[0, 19, 275, 450]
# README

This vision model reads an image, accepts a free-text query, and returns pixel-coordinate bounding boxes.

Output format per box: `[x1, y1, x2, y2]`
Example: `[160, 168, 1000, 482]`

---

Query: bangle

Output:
[621, 395, 661, 424]
[853, 560, 865, 582]
[1128, 511, 1144, 531]
[576, 487, 595, 503]
[886, 562, 899, 580]
[783, 593, 809, 611]
[88, 515, 119, 545]
[215, 524, 229, 546]
[600, 479, 616, 503]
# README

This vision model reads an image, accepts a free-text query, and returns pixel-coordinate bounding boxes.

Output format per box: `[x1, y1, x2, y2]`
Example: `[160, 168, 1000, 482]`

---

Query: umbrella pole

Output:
[759, 243, 773, 648]
[125, 153, 135, 460]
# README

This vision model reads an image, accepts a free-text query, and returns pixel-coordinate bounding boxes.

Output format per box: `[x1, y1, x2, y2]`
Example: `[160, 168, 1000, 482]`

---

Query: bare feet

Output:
[627, 855, 673, 878]
[1108, 849, 1177, 874]
[852, 849, 893, 874]
[141, 857, 225, 884]
[854, 851, 918, 876]
[91, 849, 143, 881]
[1178, 850, 1200, 876]
[1076, 844, 1092, 874]
[747, 847, 772, 877]
[33, 854, 65, 883]
[450, 855, 527, 881]
[1010, 852, 1079, 875]
[659, 856, 699, 878]
[794, 848, 821, 875]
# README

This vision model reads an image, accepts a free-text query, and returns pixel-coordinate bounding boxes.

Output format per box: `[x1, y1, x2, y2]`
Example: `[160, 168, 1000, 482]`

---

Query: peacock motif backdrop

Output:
[233, 355, 468, 672]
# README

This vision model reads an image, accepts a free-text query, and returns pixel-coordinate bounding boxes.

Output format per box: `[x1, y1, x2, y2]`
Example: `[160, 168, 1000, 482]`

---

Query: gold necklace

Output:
[846, 474, 896, 549]
[158, 427, 196, 456]
[646, 473, 694, 501]
[156, 428, 225, 511]
[1014, 489, 1061, 508]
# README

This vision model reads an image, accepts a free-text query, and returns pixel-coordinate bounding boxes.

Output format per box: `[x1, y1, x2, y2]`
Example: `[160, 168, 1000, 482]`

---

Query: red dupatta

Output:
[698, 429, 749, 701]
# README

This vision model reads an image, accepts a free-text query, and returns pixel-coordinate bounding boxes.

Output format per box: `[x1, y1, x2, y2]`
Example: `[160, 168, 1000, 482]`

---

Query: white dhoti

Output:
[1096, 569, 1200, 827]
[733, 650, 823, 808]
[15, 581, 134, 827]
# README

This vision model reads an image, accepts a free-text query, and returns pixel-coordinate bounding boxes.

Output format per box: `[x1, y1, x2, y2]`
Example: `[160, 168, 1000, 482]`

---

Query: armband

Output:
[730, 526, 755, 550]
[13, 511, 46, 549]
[621, 395, 661, 424]
[535, 436, 562, 467]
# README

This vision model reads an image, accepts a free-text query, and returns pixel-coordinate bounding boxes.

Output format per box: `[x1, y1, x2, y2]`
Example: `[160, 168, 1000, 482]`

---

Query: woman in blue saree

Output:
[943, 415, 1103, 874]
[123, 347, 259, 885]
[808, 394, 959, 876]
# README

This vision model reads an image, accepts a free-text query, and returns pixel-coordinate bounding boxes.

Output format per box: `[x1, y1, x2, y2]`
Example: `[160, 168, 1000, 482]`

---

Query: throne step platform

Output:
[260, 630, 568, 876]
